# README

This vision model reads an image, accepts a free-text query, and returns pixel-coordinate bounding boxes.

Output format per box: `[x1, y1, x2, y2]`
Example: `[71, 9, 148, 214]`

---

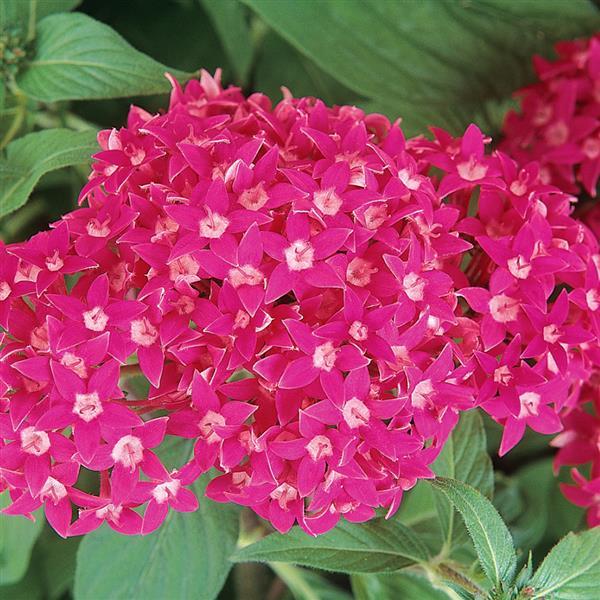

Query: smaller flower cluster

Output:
[501, 34, 599, 198]
[552, 376, 600, 528]
[1, 71, 598, 538]
[501, 34, 600, 525]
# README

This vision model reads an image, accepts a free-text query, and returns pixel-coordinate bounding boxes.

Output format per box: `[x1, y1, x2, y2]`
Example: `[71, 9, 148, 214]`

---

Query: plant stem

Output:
[0, 88, 27, 150]
[434, 562, 488, 597]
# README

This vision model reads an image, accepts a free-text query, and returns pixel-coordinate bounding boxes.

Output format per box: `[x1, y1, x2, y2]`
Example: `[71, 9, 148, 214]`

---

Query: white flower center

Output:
[233, 309, 251, 330]
[228, 265, 264, 287]
[131, 317, 159, 347]
[111, 435, 144, 470]
[45, 250, 64, 272]
[95, 503, 123, 522]
[313, 188, 343, 216]
[0, 281, 11, 301]
[403, 272, 426, 301]
[40, 477, 68, 504]
[363, 203, 388, 229]
[61, 352, 88, 378]
[518, 392, 541, 418]
[30, 324, 50, 350]
[198, 410, 226, 444]
[507, 255, 532, 280]
[74, 392, 103, 422]
[543, 324, 561, 344]
[313, 341, 338, 372]
[20, 426, 51, 456]
[583, 137, 600, 159]
[493, 365, 512, 386]
[348, 320, 368, 341]
[152, 479, 181, 504]
[270, 483, 297, 509]
[169, 254, 200, 282]
[586, 289, 600, 311]
[342, 397, 371, 428]
[489, 294, 519, 323]
[411, 379, 435, 409]
[284, 240, 314, 271]
[305, 435, 333, 461]
[457, 157, 488, 181]
[544, 121, 569, 147]
[398, 168, 421, 190]
[83, 306, 109, 332]
[346, 257, 377, 287]
[86, 218, 111, 238]
[199, 211, 229, 239]
[238, 183, 269, 211]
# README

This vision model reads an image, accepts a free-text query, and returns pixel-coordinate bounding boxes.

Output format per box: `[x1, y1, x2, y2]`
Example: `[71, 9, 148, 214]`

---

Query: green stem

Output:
[0, 88, 27, 150]
[433, 562, 488, 598]
[26, 0, 37, 42]
[33, 110, 98, 132]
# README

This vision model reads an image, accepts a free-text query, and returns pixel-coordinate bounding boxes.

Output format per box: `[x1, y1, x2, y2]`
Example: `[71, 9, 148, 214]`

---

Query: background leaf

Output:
[351, 572, 449, 600]
[232, 518, 429, 574]
[528, 528, 600, 600]
[242, 0, 600, 136]
[253, 31, 360, 106]
[0, 0, 81, 31]
[429, 478, 516, 589]
[433, 411, 493, 553]
[201, 0, 253, 85]
[0, 128, 97, 218]
[18, 13, 191, 102]
[35, 528, 81, 599]
[271, 563, 352, 600]
[0, 492, 44, 585]
[74, 446, 239, 600]
[0, 559, 44, 600]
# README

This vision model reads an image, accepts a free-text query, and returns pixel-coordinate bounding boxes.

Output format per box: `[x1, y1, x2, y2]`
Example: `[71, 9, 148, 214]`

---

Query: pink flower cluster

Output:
[552, 376, 600, 528]
[501, 34, 599, 198]
[1, 70, 598, 537]
[501, 34, 600, 528]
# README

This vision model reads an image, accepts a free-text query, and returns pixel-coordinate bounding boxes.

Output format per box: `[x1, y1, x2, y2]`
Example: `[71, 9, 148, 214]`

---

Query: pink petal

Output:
[142, 500, 169, 535]
[138, 345, 164, 388]
[279, 357, 318, 389]
[45, 498, 72, 538]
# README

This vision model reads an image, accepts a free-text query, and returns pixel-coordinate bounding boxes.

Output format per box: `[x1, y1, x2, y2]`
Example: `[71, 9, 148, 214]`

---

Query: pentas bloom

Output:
[501, 34, 600, 197]
[1, 69, 599, 539]
[551, 380, 600, 527]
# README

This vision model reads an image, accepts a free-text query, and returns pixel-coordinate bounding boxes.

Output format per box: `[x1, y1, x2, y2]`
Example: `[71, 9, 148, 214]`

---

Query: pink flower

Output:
[1, 68, 598, 537]
[560, 470, 600, 528]
[38, 359, 141, 463]
[141, 461, 200, 535]
[501, 35, 599, 196]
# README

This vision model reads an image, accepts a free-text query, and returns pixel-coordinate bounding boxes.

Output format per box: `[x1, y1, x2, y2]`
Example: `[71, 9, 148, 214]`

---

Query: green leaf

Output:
[528, 528, 600, 600]
[232, 518, 430, 574]
[496, 460, 552, 552]
[0, 0, 81, 31]
[433, 411, 493, 551]
[351, 572, 448, 600]
[201, 0, 253, 84]
[0, 558, 44, 600]
[243, 0, 600, 136]
[0, 128, 97, 218]
[253, 31, 361, 107]
[36, 528, 81, 599]
[74, 472, 239, 600]
[0, 492, 44, 585]
[429, 478, 516, 589]
[18, 13, 191, 102]
[271, 563, 352, 600]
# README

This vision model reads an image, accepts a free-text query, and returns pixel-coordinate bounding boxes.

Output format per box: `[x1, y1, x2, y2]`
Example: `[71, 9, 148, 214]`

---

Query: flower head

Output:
[1, 69, 598, 538]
